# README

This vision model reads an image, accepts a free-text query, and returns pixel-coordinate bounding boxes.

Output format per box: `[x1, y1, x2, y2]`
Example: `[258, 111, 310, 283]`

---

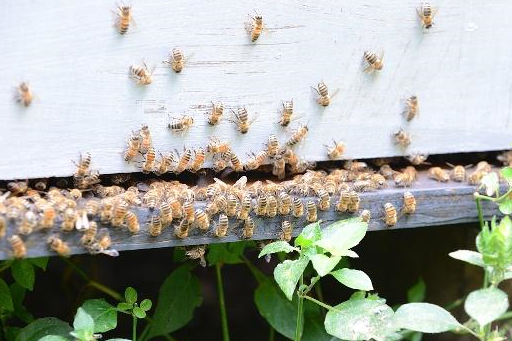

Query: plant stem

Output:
[475, 188, 512, 203]
[495, 310, 512, 321]
[241, 255, 267, 284]
[475, 197, 485, 229]
[89, 280, 124, 301]
[215, 263, 230, 341]
[0, 260, 12, 273]
[268, 327, 275, 341]
[461, 325, 482, 340]
[132, 314, 137, 341]
[295, 275, 304, 341]
[301, 295, 338, 312]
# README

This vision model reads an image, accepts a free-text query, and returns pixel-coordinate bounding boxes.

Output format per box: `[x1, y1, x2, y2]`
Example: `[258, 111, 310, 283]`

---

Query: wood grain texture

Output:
[0, 173, 501, 260]
[1, 0, 511, 180]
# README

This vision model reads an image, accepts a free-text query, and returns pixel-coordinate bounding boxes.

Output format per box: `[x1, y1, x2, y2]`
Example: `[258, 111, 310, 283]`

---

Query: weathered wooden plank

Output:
[0, 0, 511, 179]
[0, 172, 500, 260]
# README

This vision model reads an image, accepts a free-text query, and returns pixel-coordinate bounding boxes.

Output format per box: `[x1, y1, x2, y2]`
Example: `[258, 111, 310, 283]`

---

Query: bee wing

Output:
[75, 212, 89, 231]
[233, 176, 248, 190]
[213, 177, 229, 191]
[100, 249, 119, 257]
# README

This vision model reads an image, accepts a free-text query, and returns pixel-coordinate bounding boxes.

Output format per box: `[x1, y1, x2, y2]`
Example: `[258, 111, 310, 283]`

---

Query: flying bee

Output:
[124, 133, 142, 161]
[394, 128, 411, 148]
[213, 214, 229, 237]
[280, 221, 293, 242]
[267, 134, 280, 158]
[255, 193, 268, 216]
[272, 155, 286, 180]
[312, 81, 338, 107]
[40, 205, 56, 229]
[206, 102, 224, 125]
[446, 163, 471, 182]
[148, 214, 163, 237]
[230, 107, 256, 134]
[130, 62, 154, 85]
[244, 150, 268, 170]
[363, 50, 384, 72]
[359, 209, 371, 223]
[279, 100, 294, 126]
[168, 115, 194, 134]
[278, 192, 291, 215]
[237, 194, 252, 220]
[125, 210, 140, 234]
[404, 95, 419, 121]
[306, 200, 317, 222]
[141, 147, 156, 174]
[155, 152, 175, 175]
[183, 201, 195, 223]
[383, 203, 397, 226]
[242, 216, 256, 239]
[186, 245, 207, 267]
[417, 3, 437, 29]
[292, 196, 304, 217]
[139, 125, 152, 152]
[325, 140, 345, 159]
[8, 235, 27, 259]
[174, 218, 190, 239]
[317, 189, 330, 211]
[406, 153, 430, 165]
[114, 3, 134, 34]
[15, 82, 34, 107]
[111, 199, 128, 227]
[348, 191, 360, 213]
[344, 160, 368, 172]
[428, 167, 449, 182]
[403, 191, 416, 214]
[206, 137, 231, 154]
[246, 11, 265, 42]
[266, 195, 278, 217]
[61, 208, 77, 232]
[286, 124, 308, 147]
[188, 147, 206, 173]
[175, 148, 192, 173]
[73, 152, 91, 177]
[164, 47, 187, 73]
[194, 209, 210, 232]
[229, 152, 244, 172]
[47, 235, 70, 257]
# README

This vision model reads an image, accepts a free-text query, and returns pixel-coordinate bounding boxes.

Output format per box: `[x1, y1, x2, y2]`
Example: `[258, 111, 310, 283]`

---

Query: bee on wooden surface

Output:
[61, 208, 77, 232]
[497, 151, 512, 167]
[394, 170, 416, 188]
[325, 140, 345, 159]
[80, 221, 97, 246]
[111, 199, 128, 227]
[229, 152, 244, 172]
[74, 152, 92, 177]
[169, 198, 184, 219]
[317, 189, 330, 211]
[353, 180, 375, 193]
[214, 214, 229, 237]
[125, 210, 140, 234]
[370, 173, 387, 189]
[7, 181, 29, 196]
[363, 51, 384, 72]
[394, 128, 411, 148]
[139, 125, 152, 153]
[174, 218, 190, 239]
[242, 216, 256, 239]
[175, 148, 192, 173]
[114, 4, 134, 34]
[283, 148, 299, 168]
[468, 170, 486, 185]
[404, 95, 419, 121]
[206, 195, 227, 216]
[85, 199, 101, 219]
[266, 195, 278, 217]
[68, 188, 82, 201]
[15, 82, 34, 107]
[206, 102, 224, 125]
[272, 155, 286, 180]
[130, 62, 154, 85]
[90, 228, 119, 257]
[446, 163, 471, 182]
[148, 214, 163, 237]
[280, 221, 293, 242]
[312, 81, 338, 107]
[292, 196, 304, 217]
[245, 150, 268, 171]
[124, 133, 141, 162]
[344, 160, 368, 172]
[99, 198, 115, 223]
[18, 211, 38, 235]
[237, 194, 252, 220]
[286, 124, 308, 147]
[379, 164, 398, 180]
[406, 153, 430, 166]
[417, 3, 437, 29]
[155, 152, 175, 176]
[278, 192, 291, 215]
[255, 193, 268, 216]
[164, 47, 187, 73]
[383, 203, 397, 226]
[31, 179, 47, 192]
[75, 171, 101, 190]
[266, 134, 280, 158]
[186, 245, 207, 267]
[359, 209, 371, 223]
[206, 137, 231, 154]
[348, 191, 360, 213]
[475, 161, 492, 173]
[189, 148, 206, 173]
[194, 209, 210, 232]
[230, 107, 256, 134]
[143, 190, 159, 212]
[403, 191, 416, 214]
[0, 216, 6, 239]
[428, 167, 449, 182]
[141, 147, 156, 174]
[40, 205, 56, 229]
[182, 201, 195, 223]
[279, 100, 294, 127]
[246, 11, 265, 42]
[159, 200, 173, 225]
[47, 235, 70, 257]
[9, 235, 27, 259]
[306, 200, 317, 222]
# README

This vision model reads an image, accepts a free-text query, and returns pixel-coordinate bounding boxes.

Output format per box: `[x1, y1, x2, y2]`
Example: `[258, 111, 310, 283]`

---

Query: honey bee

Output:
[148, 214, 163, 237]
[280, 221, 293, 242]
[90, 228, 119, 257]
[402, 191, 416, 214]
[206, 195, 227, 216]
[245, 150, 268, 170]
[80, 221, 97, 246]
[165, 47, 186, 73]
[475, 161, 492, 173]
[74, 152, 91, 177]
[230, 107, 256, 134]
[0, 216, 6, 239]
[47, 235, 70, 257]
[242, 216, 256, 239]
[85, 199, 101, 219]
[359, 210, 371, 223]
[446, 163, 470, 182]
[206, 137, 231, 154]
[335, 190, 350, 213]
[370, 174, 387, 189]
[114, 4, 134, 34]
[394, 128, 411, 148]
[348, 191, 360, 213]
[404, 95, 419, 121]
[394, 169, 416, 188]
[189, 148, 206, 173]
[417, 3, 437, 29]
[246, 11, 265, 42]
[363, 51, 384, 72]
[194, 209, 210, 232]
[206, 102, 224, 125]
[325, 140, 345, 159]
[379, 164, 398, 179]
[125, 210, 140, 234]
[143, 190, 159, 211]
[112, 199, 128, 227]
[279, 100, 294, 126]
[272, 155, 286, 180]
[15, 82, 34, 107]
[306, 200, 317, 222]
[214, 214, 229, 237]
[313, 81, 338, 107]
[139, 125, 152, 153]
[428, 167, 449, 182]
[255, 193, 267, 216]
[229, 152, 244, 172]
[141, 147, 156, 174]
[8, 235, 27, 259]
[344, 160, 368, 172]
[183, 201, 195, 223]
[168, 115, 194, 134]
[266, 195, 278, 217]
[497, 151, 512, 167]
[130, 62, 154, 85]
[155, 152, 175, 176]
[353, 180, 375, 192]
[169, 198, 184, 219]
[383, 203, 397, 226]
[278, 192, 291, 215]
[267, 134, 280, 158]
[41, 205, 56, 229]
[61, 208, 77, 232]
[175, 148, 192, 173]
[286, 124, 309, 147]
[406, 153, 430, 165]
[124, 133, 141, 162]
[174, 218, 190, 239]
[99, 198, 115, 224]
[292, 196, 304, 217]
[18, 211, 38, 235]
[468, 169, 486, 185]
[158, 200, 173, 226]
[186, 245, 207, 267]
[237, 194, 252, 220]
[317, 189, 330, 211]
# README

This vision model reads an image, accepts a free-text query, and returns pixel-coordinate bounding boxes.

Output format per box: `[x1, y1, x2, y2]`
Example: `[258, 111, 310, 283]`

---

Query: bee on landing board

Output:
[241, 216, 256, 239]
[245, 11, 265, 42]
[417, 3, 437, 29]
[280, 221, 293, 242]
[312, 81, 338, 106]
[363, 51, 384, 72]
[446, 162, 471, 182]
[359, 210, 371, 223]
[383, 203, 397, 226]
[406, 153, 430, 166]
[114, 4, 135, 35]
[8, 235, 27, 259]
[47, 235, 70, 257]
[402, 191, 416, 214]
[15, 82, 34, 107]
[428, 167, 449, 182]
[130, 62, 154, 85]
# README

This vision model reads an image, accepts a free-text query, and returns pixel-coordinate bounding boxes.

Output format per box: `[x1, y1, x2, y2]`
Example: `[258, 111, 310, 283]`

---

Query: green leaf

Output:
[39, 336, 70, 341]
[310, 254, 341, 277]
[12, 260, 35, 291]
[124, 287, 137, 305]
[10, 283, 33, 323]
[116, 302, 132, 311]
[105, 339, 132, 341]
[5, 326, 22, 341]
[499, 199, 512, 215]
[448, 250, 485, 267]
[207, 241, 249, 265]
[258, 241, 299, 258]
[314, 220, 367, 256]
[80, 299, 117, 333]
[15, 318, 72, 341]
[148, 265, 203, 338]
[407, 278, 426, 303]
[324, 297, 396, 340]
[73, 308, 95, 333]
[302, 302, 336, 341]
[295, 222, 322, 248]
[140, 299, 152, 311]
[464, 288, 509, 327]
[501, 167, 512, 185]
[0, 278, 14, 312]
[29, 257, 49, 270]
[274, 257, 309, 300]
[394, 303, 462, 333]
[480, 172, 500, 196]
[330, 268, 373, 291]
[132, 306, 146, 319]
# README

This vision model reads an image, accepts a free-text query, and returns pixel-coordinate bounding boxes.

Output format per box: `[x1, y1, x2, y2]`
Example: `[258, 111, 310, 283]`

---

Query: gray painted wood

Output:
[0, 0, 511, 179]
[0, 172, 501, 260]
